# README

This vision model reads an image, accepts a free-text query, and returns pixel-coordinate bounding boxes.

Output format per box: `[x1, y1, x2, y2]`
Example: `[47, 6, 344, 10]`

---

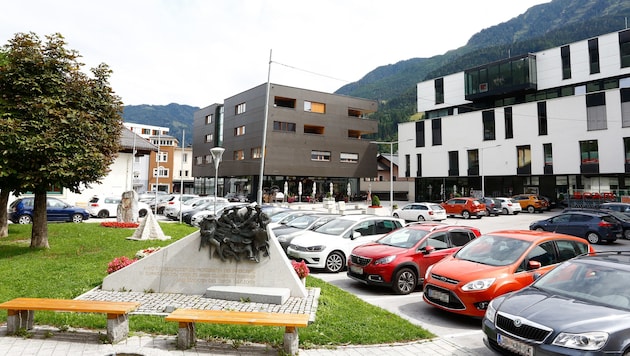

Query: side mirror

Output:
[422, 245, 435, 255]
[527, 260, 542, 270]
[351, 231, 362, 240]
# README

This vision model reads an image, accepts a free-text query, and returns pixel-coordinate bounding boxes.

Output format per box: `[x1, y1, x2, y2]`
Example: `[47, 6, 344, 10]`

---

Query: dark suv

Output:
[529, 210, 622, 244]
[480, 198, 501, 216]
[9, 197, 90, 224]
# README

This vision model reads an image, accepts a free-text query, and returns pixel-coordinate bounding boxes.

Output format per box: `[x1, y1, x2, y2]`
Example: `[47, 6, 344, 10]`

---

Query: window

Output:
[586, 92, 607, 131]
[182, 153, 188, 163]
[274, 96, 296, 108]
[205, 154, 212, 164]
[405, 154, 410, 178]
[251, 147, 262, 159]
[195, 156, 203, 165]
[504, 107, 513, 139]
[304, 101, 326, 113]
[431, 118, 442, 146]
[205, 133, 213, 143]
[340, 152, 358, 163]
[348, 108, 365, 118]
[311, 151, 331, 161]
[482, 110, 495, 141]
[561, 45, 571, 79]
[448, 151, 459, 176]
[624, 137, 630, 164]
[142, 128, 150, 135]
[415, 121, 425, 147]
[544, 143, 553, 168]
[620, 29, 630, 68]
[435, 78, 444, 104]
[517, 145, 531, 172]
[153, 167, 169, 178]
[623, 88, 630, 127]
[580, 140, 599, 164]
[304, 125, 325, 135]
[467, 149, 479, 175]
[416, 154, 422, 177]
[233, 150, 244, 160]
[347, 130, 362, 139]
[588, 38, 600, 74]
[235, 102, 246, 115]
[537, 102, 548, 136]
[205, 114, 212, 124]
[273, 121, 296, 132]
[157, 152, 168, 162]
[234, 125, 245, 136]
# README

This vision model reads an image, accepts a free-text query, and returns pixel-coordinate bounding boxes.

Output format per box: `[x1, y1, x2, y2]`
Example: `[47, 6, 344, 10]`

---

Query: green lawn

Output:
[0, 222, 433, 348]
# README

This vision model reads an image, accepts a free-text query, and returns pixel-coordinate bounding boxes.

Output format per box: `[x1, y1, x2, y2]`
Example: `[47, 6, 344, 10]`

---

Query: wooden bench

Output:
[0, 298, 140, 343]
[165, 309, 310, 355]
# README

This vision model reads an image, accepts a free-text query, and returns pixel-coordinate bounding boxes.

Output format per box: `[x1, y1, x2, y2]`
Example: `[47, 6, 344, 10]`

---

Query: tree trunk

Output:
[30, 192, 49, 249]
[0, 190, 9, 237]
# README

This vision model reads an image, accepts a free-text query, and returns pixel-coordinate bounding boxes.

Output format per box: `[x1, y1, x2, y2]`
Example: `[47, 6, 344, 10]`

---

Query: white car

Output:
[392, 202, 446, 222]
[86, 196, 150, 218]
[286, 215, 404, 273]
[494, 197, 522, 215]
[164, 196, 227, 220]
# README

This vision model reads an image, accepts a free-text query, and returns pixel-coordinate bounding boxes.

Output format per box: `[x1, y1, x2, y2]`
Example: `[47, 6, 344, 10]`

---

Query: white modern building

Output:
[398, 28, 630, 205]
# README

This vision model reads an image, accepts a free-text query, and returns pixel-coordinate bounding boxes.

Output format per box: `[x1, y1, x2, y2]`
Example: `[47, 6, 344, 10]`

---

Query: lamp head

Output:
[210, 147, 225, 169]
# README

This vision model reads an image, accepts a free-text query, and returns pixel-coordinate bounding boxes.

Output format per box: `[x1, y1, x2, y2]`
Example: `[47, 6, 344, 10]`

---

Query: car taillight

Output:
[168, 202, 175, 205]
[90, 203, 99, 207]
[598, 220, 613, 227]
[428, 211, 434, 215]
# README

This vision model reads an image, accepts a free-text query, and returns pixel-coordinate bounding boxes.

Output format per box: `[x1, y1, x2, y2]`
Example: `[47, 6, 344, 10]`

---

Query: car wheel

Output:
[139, 209, 147, 218]
[535, 227, 544, 231]
[462, 210, 471, 219]
[502, 208, 509, 215]
[392, 268, 417, 295]
[97, 210, 109, 218]
[527, 205, 535, 214]
[325, 251, 345, 273]
[586, 232, 601, 244]
[71, 214, 84, 223]
[417, 215, 425, 221]
[17, 215, 32, 224]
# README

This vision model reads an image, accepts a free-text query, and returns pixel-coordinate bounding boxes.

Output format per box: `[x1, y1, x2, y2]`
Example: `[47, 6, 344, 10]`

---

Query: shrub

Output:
[107, 256, 137, 274]
[291, 260, 310, 278]
[371, 195, 381, 207]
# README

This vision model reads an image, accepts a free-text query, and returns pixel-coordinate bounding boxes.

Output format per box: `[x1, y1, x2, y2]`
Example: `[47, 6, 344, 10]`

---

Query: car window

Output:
[381, 228, 428, 248]
[556, 240, 581, 262]
[527, 241, 557, 266]
[571, 214, 594, 223]
[353, 220, 375, 237]
[47, 199, 65, 208]
[89, 197, 100, 203]
[450, 231, 475, 247]
[601, 215, 619, 224]
[457, 235, 531, 266]
[551, 214, 571, 223]
[429, 204, 443, 211]
[426, 232, 449, 249]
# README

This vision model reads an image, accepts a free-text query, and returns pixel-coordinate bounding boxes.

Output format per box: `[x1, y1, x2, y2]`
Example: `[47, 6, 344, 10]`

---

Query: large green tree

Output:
[0, 32, 123, 247]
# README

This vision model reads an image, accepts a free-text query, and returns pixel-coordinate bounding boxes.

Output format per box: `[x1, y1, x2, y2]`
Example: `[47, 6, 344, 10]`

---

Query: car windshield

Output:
[270, 211, 293, 223]
[428, 204, 443, 211]
[314, 218, 356, 236]
[455, 234, 531, 266]
[377, 228, 428, 248]
[532, 259, 630, 310]
[286, 215, 320, 228]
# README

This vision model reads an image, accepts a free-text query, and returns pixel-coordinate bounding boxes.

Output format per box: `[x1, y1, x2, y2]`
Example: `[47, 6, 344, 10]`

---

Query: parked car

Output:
[266, 210, 311, 229]
[86, 196, 150, 218]
[493, 197, 522, 215]
[512, 194, 547, 213]
[9, 197, 90, 224]
[224, 192, 248, 202]
[287, 215, 404, 273]
[181, 200, 232, 225]
[563, 207, 630, 240]
[599, 202, 630, 217]
[164, 196, 227, 221]
[479, 198, 501, 216]
[348, 223, 481, 294]
[482, 251, 630, 356]
[422, 230, 594, 318]
[392, 202, 446, 222]
[529, 211, 622, 244]
[271, 214, 339, 252]
[156, 194, 199, 215]
[441, 197, 486, 219]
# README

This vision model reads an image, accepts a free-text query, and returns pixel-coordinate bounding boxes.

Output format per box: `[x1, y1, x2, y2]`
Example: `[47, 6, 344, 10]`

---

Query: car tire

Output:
[17, 215, 32, 224]
[139, 209, 147, 218]
[586, 232, 601, 244]
[97, 210, 109, 218]
[527, 205, 535, 214]
[535, 227, 544, 231]
[502, 208, 509, 215]
[417, 215, 425, 221]
[325, 251, 345, 273]
[392, 268, 417, 295]
[624, 229, 630, 240]
[71, 214, 84, 223]
[462, 210, 471, 219]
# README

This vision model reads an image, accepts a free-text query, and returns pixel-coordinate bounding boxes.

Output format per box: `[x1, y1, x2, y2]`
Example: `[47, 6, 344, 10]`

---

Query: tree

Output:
[0, 32, 123, 248]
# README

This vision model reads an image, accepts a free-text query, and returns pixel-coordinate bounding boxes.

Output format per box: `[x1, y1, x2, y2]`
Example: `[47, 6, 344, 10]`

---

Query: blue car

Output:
[529, 210, 621, 244]
[9, 197, 90, 224]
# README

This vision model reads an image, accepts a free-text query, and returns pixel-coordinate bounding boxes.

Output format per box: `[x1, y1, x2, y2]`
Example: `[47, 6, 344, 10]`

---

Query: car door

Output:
[546, 214, 572, 235]
[419, 232, 454, 268]
[46, 198, 68, 221]
[399, 204, 416, 221]
[513, 241, 558, 287]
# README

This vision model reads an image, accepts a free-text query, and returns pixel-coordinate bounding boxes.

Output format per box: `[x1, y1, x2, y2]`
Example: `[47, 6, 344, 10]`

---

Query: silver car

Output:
[392, 202, 447, 222]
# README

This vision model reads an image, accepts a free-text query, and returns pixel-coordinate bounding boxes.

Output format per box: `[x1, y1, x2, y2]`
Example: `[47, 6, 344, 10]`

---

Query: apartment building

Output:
[193, 83, 379, 201]
[398, 28, 630, 204]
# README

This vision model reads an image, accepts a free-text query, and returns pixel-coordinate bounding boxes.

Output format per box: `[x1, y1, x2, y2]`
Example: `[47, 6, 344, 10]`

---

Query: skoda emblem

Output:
[513, 318, 523, 328]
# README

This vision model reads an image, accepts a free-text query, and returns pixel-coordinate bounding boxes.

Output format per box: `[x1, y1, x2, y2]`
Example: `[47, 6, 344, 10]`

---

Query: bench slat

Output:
[165, 309, 309, 328]
[0, 298, 140, 314]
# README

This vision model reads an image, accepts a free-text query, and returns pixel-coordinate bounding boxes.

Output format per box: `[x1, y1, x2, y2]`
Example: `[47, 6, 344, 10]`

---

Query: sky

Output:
[1, 0, 550, 108]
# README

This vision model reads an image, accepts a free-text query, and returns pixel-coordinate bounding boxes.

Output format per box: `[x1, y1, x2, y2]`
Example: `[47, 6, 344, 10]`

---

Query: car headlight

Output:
[374, 255, 396, 265]
[462, 278, 496, 291]
[306, 245, 325, 252]
[552, 332, 608, 351]
[484, 300, 497, 323]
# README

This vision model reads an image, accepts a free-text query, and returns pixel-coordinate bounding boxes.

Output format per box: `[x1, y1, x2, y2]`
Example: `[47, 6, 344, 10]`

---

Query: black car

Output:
[600, 202, 630, 217]
[529, 211, 622, 244]
[563, 208, 630, 240]
[480, 198, 501, 216]
[483, 251, 630, 356]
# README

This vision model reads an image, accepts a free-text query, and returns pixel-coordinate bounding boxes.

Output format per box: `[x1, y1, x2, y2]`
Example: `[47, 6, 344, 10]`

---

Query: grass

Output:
[0, 222, 433, 348]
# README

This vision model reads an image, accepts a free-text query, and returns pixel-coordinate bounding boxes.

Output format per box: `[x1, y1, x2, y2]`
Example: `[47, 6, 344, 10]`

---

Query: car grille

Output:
[423, 284, 465, 310]
[350, 254, 371, 267]
[430, 273, 459, 285]
[496, 312, 552, 343]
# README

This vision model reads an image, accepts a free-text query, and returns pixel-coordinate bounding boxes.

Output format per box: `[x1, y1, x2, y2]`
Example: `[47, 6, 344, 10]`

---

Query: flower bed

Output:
[100, 222, 139, 228]
[291, 260, 310, 279]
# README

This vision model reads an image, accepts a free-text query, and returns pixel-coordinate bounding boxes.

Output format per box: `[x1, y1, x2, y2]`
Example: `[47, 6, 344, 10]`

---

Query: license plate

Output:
[427, 288, 449, 303]
[350, 265, 363, 274]
[497, 333, 533, 356]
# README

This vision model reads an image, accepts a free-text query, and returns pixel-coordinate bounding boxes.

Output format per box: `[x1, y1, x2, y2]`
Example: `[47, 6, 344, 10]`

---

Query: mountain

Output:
[122, 103, 198, 146]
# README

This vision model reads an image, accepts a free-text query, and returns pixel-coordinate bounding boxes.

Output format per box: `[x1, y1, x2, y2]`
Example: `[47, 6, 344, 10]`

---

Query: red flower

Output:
[291, 260, 310, 279]
[100, 222, 139, 228]
[107, 256, 137, 274]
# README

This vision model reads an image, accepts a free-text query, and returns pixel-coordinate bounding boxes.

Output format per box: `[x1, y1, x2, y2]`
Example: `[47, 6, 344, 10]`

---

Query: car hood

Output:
[291, 230, 345, 247]
[430, 257, 510, 282]
[494, 288, 630, 333]
[352, 242, 406, 258]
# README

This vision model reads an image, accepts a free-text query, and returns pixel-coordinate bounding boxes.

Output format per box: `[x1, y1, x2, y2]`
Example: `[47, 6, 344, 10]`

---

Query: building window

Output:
[432, 118, 442, 146]
[405, 154, 410, 178]
[274, 96, 296, 108]
[205, 154, 212, 164]
[205, 114, 212, 124]
[416, 154, 422, 177]
[234, 125, 245, 136]
[182, 153, 188, 163]
[580, 140, 599, 164]
[482, 110, 495, 141]
[304, 125, 325, 135]
[543, 143, 553, 166]
[435, 78, 444, 104]
[153, 167, 169, 178]
[622, 88, 630, 127]
[157, 152, 168, 162]
[517, 145, 531, 174]
[504, 107, 513, 139]
[251, 147, 262, 159]
[273, 121, 296, 132]
[195, 156, 202, 165]
[537, 102, 548, 136]
[624, 137, 630, 164]
[586, 92, 607, 131]
[205, 133, 213, 143]
[448, 151, 459, 176]
[561, 45, 571, 79]
[620, 29, 630, 68]
[340, 152, 358, 163]
[311, 150, 331, 161]
[415, 121, 425, 147]
[233, 150, 244, 160]
[588, 38, 600, 74]
[235, 102, 246, 115]
[142, 128, 150, 135]
[304, 101, 326, 114]
[467, 149, 479, 176]
[348, 108, 365, 118]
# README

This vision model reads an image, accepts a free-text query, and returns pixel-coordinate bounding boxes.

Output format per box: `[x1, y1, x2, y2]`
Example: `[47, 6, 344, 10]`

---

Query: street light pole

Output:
[210, 147, 225, 215]
[479, 144, 501, 198]
[371, 140, 396, 210]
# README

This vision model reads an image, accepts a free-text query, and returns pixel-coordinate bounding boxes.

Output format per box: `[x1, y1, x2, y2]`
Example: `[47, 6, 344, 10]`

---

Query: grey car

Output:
[483, 252, 630, 356]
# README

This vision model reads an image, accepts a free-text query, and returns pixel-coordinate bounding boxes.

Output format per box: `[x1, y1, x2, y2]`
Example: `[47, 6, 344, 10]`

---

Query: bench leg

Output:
[176, 322, 196, 349]
[106, 313, 130, 344]
[6, 310, 34, 334]
[283, 326, 299, 355]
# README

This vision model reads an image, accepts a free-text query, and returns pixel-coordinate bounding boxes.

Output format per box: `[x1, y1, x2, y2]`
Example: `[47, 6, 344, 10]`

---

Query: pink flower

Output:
[107, 256, 137, 274]
[291, 260, 310, 279]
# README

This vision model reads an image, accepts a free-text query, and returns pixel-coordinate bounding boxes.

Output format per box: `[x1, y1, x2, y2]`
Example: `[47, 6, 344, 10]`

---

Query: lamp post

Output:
[154, 166, 164, 215]
[474, 144, 502, 198]
[210, 147, 225, 215]
[371, 139, 412, 210]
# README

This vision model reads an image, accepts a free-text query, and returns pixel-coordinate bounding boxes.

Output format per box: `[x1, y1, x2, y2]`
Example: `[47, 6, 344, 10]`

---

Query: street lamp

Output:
[474, 144, 501, 198]
[371, 139, 413, 210]
[210, 147, 225, 215]
[154, 165, 164, 215]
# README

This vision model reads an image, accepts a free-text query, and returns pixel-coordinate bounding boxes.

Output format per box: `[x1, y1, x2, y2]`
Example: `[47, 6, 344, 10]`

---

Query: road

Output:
[311, 210, 630, 355]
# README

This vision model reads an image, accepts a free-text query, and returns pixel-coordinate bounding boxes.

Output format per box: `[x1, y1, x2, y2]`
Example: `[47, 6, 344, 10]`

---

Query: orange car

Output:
[511, 194, 548, 213]
[440, 197, 486, 219]
[422, 230, 595, 318]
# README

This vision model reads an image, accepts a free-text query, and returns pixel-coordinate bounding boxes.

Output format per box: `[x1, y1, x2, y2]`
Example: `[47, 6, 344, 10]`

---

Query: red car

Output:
[347, 223, 481, 294]
[441, 197, 486, 219]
